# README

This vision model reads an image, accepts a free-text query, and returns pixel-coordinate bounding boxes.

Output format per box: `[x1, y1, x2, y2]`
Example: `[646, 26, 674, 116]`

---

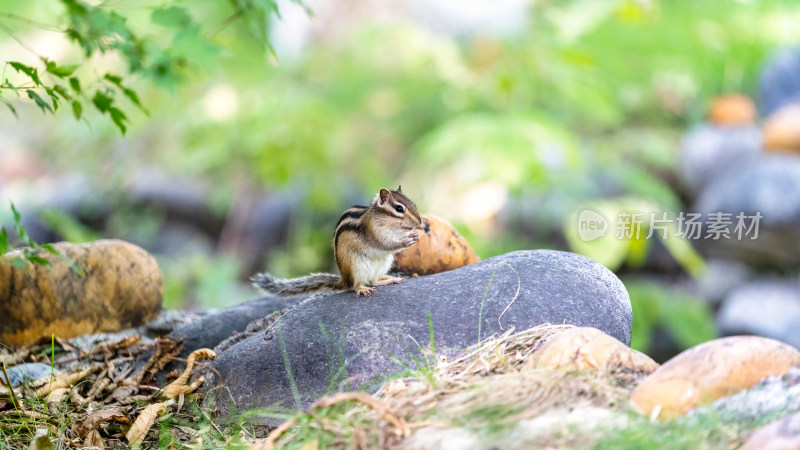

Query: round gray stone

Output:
[0, 363, 55, 387]
[693, 154, 800, 267]
[759, 47, 800, 117]
[203, 250, 632, 423]
[718, 281, 800, 349]
[679, 124, 761, 196]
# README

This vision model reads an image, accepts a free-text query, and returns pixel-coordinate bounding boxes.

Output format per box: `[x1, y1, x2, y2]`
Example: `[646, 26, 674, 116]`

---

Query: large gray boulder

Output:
[203, 250, 632, 422]
[169, 295, 304, 353]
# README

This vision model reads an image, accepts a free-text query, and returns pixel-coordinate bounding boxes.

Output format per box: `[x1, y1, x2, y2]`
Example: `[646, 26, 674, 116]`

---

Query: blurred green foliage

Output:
[626, 279, 717, 354]
[1, 0, 294, 132]
[2, 0, 799, 353]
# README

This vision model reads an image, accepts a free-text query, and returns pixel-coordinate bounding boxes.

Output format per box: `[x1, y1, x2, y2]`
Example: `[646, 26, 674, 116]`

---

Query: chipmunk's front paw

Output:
[375, 276, 404, 286]
[402, 231, 420, 248]
[355, 285, 377, 297]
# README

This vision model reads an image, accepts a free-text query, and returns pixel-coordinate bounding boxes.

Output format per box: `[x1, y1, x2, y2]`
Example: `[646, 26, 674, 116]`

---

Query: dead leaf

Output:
[163, 349, 215, 400]
[126, 400, 172, 446]
[47, 388, 71, 404]
[136, 337, 183, 384]
[74, 408, 132, 439]
[34, 367, 99, 397]
[83, 429, 104, 449]
[107, 385, 138, 403]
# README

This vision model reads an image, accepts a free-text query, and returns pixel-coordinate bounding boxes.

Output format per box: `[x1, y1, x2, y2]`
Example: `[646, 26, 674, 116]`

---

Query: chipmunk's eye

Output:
[394, 204, 405, 213]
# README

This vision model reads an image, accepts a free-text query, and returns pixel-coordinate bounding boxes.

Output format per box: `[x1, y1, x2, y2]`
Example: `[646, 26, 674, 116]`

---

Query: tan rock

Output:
[531, 327, 659, 373]
[709, 94, 756, 125]
[631, 336, 800, 419]
[741, 411, 800, 450]
[763, 104, 800, 152]
[0, 239, 162, 346]
[393, 214, 479, 276]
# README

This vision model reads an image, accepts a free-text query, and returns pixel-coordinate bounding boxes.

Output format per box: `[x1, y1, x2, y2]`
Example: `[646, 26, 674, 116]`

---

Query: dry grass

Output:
[256, 324, 650, 449]
[3, 324, 786, 449]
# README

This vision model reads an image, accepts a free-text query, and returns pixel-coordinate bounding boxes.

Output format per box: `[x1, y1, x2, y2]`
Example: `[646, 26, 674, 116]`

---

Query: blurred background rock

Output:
[2, 0, 800, 361]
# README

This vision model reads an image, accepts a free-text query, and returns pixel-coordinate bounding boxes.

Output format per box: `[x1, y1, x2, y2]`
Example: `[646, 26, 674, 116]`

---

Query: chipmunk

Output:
[251, 185, 423, 297]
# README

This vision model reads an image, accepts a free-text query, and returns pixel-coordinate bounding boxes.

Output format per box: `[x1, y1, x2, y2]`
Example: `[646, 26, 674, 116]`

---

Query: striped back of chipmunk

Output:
[333, 205, 369, 253]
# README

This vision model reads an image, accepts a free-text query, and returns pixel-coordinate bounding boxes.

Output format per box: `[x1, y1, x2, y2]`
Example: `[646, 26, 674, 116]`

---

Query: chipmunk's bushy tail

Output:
[250, 272, 344, 297]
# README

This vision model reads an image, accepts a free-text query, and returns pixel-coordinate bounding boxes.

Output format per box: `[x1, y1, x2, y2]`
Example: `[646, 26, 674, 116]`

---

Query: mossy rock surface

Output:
[0, 239, 162, 346]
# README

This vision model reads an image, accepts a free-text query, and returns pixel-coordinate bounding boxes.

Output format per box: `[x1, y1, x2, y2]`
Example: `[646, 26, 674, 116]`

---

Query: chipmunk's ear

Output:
[378, 188, 392, 205]
[396, 184, 403, 193]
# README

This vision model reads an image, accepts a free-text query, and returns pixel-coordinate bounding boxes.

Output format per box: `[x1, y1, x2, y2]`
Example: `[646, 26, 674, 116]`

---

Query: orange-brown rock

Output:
[393, 214, 479, 276]
[631, 336, 800, 419]
[763, 104, 800, 152]
[741, 411, 800, 450]
[531, 327, 659, 373]
[0, 239, 162, 346]
[709, 94, 757, 125]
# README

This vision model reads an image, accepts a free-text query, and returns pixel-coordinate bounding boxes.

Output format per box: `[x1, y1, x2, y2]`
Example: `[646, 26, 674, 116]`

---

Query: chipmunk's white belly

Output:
[352, 250, 394, 286]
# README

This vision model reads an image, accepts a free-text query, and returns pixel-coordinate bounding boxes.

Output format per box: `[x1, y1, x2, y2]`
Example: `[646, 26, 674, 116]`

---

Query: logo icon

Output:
[578, 209, 608, 242]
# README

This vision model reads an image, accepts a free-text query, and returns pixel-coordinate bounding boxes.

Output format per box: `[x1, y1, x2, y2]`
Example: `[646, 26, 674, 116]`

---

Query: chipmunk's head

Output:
[373, 185, 422, 230]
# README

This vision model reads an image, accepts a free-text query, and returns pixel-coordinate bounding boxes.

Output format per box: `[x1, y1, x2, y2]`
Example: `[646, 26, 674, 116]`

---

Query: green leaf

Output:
[151, 6, 192, 28]
[26, 90, 54, 114]
[9, 62, 43, 86]
[45, 60, 78, 78]
[52, 84, 71, 100]
[11, 202, 31, 246]
[44, 88, 60, 111]
[65, 29, 83, 47]
[71, 100, 82, 120]
[69, 263, 86, 277]
[660, 295, 717, 349]
[92, 91, 112, 112]
[10, 256, 27, 269]
[61, 252, 86, 276]
[3, 101, 18, 118]
[62, 0, 88, 15]
[40, 243, 59, 255]
[662, 231, 707, 279]
[122, 88, 149, 115]
[0, 228, 8, 254]
[69, 77, 81, 93]
[11, 202, 22, 226]
[103, 73, 123, 86]
[173, 26, 220, 67]
[40, 209, 99, 243]
[25, 254, 50, 267]
[109, 106, 127, 134]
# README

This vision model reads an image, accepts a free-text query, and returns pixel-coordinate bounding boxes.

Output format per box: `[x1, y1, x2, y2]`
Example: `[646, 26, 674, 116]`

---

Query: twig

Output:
[254, 391, 410, 448]
[311, 392, 410, 437]
[252, 418, 298, 449]
[497, 262, 521, 330]
[1, 347, 29, 366]
[0, 13, 63, 32]
[0, 361, 21, 410]
[206, 10, 243, 38]
[0, 23, 43, 59]
[0, 410, 55, 423]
